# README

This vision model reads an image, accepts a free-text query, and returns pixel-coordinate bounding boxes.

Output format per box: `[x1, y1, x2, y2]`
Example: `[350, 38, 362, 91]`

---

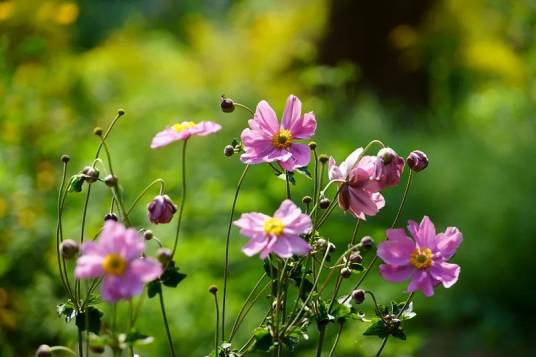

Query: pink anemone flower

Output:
[233, 199, 312, 259]
[151, 121, 221, 148]
[328, 148, 385, 220]
[377, 216, 462, 297]
[240, 95, 316, 171]
[75, 221, 163, 302]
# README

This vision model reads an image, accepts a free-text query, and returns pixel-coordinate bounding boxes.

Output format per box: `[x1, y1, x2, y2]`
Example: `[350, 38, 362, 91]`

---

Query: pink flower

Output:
[377, 216, 462, 297]
[150, 121, 221, 148]
[240, 95, 316, 171]
[233, 199, 312, 259]
[328, 149, 385, 220]
[147, 194, 177, 224]
[376, 148, 405, 189]
[75, 221, 163, 302]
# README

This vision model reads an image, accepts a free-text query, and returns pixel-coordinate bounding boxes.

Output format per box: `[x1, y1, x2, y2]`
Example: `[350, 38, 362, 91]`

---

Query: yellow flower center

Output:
[272, 129, 293, 149]
[173, 121, 196, 132]
[264, 218, 285, 236]
[102, 253, 127, 276]
[410, 248, 433, 269]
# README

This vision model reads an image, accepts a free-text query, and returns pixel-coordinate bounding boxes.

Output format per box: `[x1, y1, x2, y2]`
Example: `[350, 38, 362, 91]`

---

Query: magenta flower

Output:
[328, 149, 385, 220]
[150, 121, 221, 148]
[147, 194, 177, 224]
[75, 221, 163, 302]
[240, 95, 316, 171]
[377, 216, 462, 297]
[376, 148, 405, 189]
[233, 199, 312, 259]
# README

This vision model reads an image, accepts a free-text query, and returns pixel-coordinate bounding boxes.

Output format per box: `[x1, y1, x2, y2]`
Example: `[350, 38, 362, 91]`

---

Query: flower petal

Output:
[409, 216, 437, 249]
[435, 227, 463, 259]
[150, 128, 181, 149]
[281, 95, 302, 131]
[407, 270, 435, 297]
[75, 255, 104, 279]
[254, 100, 279, 135]
[129, 258, 163, 283]
[379, 264, 415, 283]
[377, 229, 415, 266]
[242, 238, 268, 257]
[429, 261, 460, 288]
[279, 143, 310, 171]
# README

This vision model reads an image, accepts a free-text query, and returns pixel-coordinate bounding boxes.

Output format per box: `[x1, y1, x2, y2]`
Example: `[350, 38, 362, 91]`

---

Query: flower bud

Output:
[60, 239, 79, 259]
[35, 344, 52, 357]
[209, 285, 218, 294]
[220, 96, 235, 113]
[359, 236, 374, 250]
[302, 196, 312, 205]
[104, 175, 118, 187]
[308, 141, 317, 150]
[157, 248, 172, 265]
[378, 147, 396, 164]
[316, 238, 327, 249]
[340, 267, 352, 278]
[318, 154, 329, 164]
[224, 145, 234, 157]
[319, 197, 330, 209]
[117, 109, 125, 116]
[143, 230, 153, 240]
[60, 154, 70, 163]
[93, 127, 103, 136]
[82, 166, 99, 183]
[328, 242, 336, 253]
[147, 195, 177, 224]
[351, 289, 365, 304]
[349, 251, 362, 264]
[104, 212, 118, 222]
[406, 150, 428, 172]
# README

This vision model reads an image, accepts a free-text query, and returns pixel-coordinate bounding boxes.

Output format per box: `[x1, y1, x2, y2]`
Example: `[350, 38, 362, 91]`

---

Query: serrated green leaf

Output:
[147, 280, 161, 298]
[75, 306, 103, 335]
[363, 319, 389, 339]
[295, 166, 312, 179]
[126, 329, 154, 346]
[391, 327, 407, 340]
[161, 266, 186, 288]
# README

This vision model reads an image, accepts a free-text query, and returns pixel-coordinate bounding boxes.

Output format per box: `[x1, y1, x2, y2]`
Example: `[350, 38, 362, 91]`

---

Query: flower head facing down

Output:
[240, 95, 317, 171]
[147, 194, 177, 224]
[233, 199, 312, 259]
[377, 216, 462, 297]
[376, 147, 405, 189]
[150, 121, 222, 148]
[75, 221, 163, 302]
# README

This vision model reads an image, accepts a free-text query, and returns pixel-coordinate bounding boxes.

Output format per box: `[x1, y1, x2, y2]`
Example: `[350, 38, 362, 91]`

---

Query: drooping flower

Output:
[147, 194, 177, 224]
[75, 221, 163, 302]
[376, 147, 405, 189]
[150, 121, 221, 148]
[377, 216, 462, 297]
[233, 199, 312, 259]
[240, 95, 317, 171]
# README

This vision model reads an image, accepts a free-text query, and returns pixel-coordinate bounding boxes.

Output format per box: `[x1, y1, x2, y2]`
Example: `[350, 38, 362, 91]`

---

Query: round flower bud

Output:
[60, 239, 79, 259]
[104, 175, 118, 187]
[209, 285, 218, 294]
[104, 212, 118, 222]
[359, 236, 374, 250]
[378, 147, 396, 164]
[224, 145, 234, 157]
[143, 230, 153, 240]
[157, 248, 172, 265]
[349, 251, 362, 264]
[302, 196, 312, 205]
[340, 267, 352, 278]
[328, 242, 336, 253]
[319, 197, 330, 209]
[147, 195, 177, 224]
[117, 109, 125, 116]
[93, 127, 103, 136]
[60, 154, 70, 163]
[82, 166, 99, 183]
[406, 150, 428, 172]
[316, 238, 327, 249]
[351, 289, 365, 304]
[220, 96, 235, 113]
[35, 344, 52, 357]
[318, 154, 329, 164]
[308, 141, 317, 150]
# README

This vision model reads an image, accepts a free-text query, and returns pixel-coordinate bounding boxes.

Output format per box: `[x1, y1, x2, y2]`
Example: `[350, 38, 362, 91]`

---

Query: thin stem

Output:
[125, 178, 165, 216]
[212, 291, 220, 353]
[158, 290, 176, 357]
[78, 327, 83, 357]
[316, 326, 326, 357]
[396, 292, 415, 319]
[222, 164, 250, 341]
[285, 170, 291, 199]
[328, 322, 344, 357]
[49, 346, 78, 356]
[171, 140, 188, 258]
[234, 102, 255, 116]
[274, 259, 289, 342]
[376, 336, 389, 357]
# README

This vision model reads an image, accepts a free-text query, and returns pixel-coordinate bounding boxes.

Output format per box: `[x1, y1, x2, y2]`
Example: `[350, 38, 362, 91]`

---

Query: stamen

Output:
[173, 121, 196, 133]
[102, 253, 127, 276]
[264, 218, 285, 236]
[272, 129, 293, 149]
[410, 248, 432, 269]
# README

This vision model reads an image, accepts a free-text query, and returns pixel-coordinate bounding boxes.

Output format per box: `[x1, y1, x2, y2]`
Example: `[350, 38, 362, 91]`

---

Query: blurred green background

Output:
[1, 0, 535, 356]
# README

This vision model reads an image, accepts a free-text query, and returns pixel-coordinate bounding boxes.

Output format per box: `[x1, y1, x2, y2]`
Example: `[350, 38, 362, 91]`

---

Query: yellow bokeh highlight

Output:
[55, 2, 79, 25]
[0, 1, 15, 22]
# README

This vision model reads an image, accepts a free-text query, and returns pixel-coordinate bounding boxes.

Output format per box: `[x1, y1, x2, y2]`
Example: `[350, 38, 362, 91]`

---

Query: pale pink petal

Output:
[291, 111, 316, 139]
[150, 128, 181, 149]
[407, 270, 435, 297]
[129, 258, 163, 282]
[379, 264, 415, 282]
[233, 213, 270, 239]
[263, 148, 292, 162]
[435, 227, 463, 259]
[254, 100, 279, 135]
[79, 241, 103, 256]
[414, 216, 437, 249]
[187, 121, 222, 136]
[328, 157, 344, 181]
[242, 239, 268, 257]
[274, 200, 301, 223]
[279, 143, 310, 171]
[75, 255, 104, 279]
[281, 95, 302, 130]
[339, 148, 364, 179]
[377, 229, 415, 266]
[270, 238, 293, 258]
[101, 272, 144, 303]
[282, 235, 311, 256]
[429, 261, 460, 288]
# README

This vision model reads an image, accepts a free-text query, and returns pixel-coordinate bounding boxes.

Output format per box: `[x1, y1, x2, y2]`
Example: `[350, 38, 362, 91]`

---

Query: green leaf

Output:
[253, 326, 273, 352]
[363, 319, 389, 339]
[67, 174, 85, 192]
[276, 171, 295, 185]
[57, 301, 76, 323]
[125, 329, 154, 346]
[231, 138, 241, 148]
[391, 327, 407, 340]
[295, 166, 312, 179]
[75, 306, 103, 335]
[161, 265, 187, 288]
[392, 301, 416, 320]
[147, 280, 161, 298]
[281, 326, 308, 352]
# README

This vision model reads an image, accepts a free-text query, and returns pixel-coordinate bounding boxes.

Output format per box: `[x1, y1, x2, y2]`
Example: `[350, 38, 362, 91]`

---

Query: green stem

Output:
[316, 326, 326, 357]
[328, 322, 344, 357]
[213, 291, 220, 353]
[285, 170, 291, 199]
[234, 102, 255, 116]
[49, 346, 78, 356]
[171, 140, 188, 258]
[158, 290, 176, 357]
[125, 178, 165, 216]
[77, 327, 83, 357]
[376, 336, 389, 357]
[222, 164, 250, 341]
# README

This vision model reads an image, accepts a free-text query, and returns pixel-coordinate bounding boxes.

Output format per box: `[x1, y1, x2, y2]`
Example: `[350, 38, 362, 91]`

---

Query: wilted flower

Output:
[377, 216, 462, 297]
[147, 194, 177, 224]
[233, 199, 312, 259]
[75, 221, 162, 302]
[376, 147, 404, 189]
[151, 121, 222, 148]
[240, 95, 317, 171]
[407, 150, 429, 172]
